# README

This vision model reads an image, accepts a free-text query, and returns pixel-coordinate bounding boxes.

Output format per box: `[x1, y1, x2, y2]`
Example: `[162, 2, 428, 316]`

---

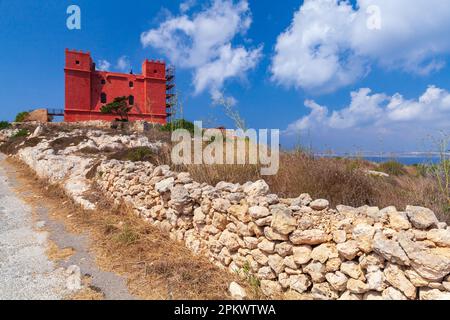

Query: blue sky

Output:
[1, 0, 450, 153]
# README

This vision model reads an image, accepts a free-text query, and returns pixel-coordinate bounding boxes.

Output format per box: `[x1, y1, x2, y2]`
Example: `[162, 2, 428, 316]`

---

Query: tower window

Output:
[129, 95, 134, 105]
[101, 93, 107, 104]
[154, 69, 158, 74]
[101, 79, 106, 85]
[75, 60, 80, 65]
[129, 81, 134, 88]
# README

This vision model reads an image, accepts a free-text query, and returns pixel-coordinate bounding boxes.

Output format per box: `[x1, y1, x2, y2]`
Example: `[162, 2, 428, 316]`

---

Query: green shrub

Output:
[160, 119, 195, 134]
[378, 160, 406, 176]
[15, 112, 30, 123]
[108, 147, 157, 163]
[0, 121, 11, 130]
[12, 129, 29, 138]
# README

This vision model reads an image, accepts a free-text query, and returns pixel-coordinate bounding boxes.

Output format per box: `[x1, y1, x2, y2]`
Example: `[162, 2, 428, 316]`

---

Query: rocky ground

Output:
[1, 124, 450, 300]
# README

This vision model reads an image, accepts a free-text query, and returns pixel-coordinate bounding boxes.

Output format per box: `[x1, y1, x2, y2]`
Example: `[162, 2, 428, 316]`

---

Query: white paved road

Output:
[0, 154, 69, 300]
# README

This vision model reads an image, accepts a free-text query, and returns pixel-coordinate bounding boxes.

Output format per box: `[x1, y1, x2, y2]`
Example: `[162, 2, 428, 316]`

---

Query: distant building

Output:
[64, 49, 173, 123]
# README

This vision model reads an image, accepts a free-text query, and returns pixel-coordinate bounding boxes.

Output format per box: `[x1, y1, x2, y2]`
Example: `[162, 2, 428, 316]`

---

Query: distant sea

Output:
[318, 155, 443, 165]
[362, 156, 441, 166]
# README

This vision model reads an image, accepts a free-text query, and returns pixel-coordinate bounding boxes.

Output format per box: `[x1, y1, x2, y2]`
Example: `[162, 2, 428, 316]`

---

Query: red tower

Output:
[64, 49, 170, 123]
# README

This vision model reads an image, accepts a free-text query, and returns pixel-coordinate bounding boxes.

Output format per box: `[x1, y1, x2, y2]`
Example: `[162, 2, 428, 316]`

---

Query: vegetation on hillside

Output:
[0, 121, 11, 130]
[15, 111, 30, 123]
[159, 119, 196, 134]
[100, 96, 132, 122]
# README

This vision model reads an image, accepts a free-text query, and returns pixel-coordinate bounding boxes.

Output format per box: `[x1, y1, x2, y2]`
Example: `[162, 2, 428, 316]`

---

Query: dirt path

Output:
[0, 154, 134, 300]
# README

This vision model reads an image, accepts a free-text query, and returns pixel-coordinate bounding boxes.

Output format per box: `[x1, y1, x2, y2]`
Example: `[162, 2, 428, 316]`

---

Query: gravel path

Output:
[0, 154, 134, 300]
[0, 155, 69, 299]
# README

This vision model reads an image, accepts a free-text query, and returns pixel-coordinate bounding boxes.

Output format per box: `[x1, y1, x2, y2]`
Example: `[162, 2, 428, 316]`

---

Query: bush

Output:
[378, 160, 406, 176]
[160, 119, 195, 134]
[15, 112, 30, 123]
[108, 147, 162, 163]
[0, 121, 11, 130]
[12, 129, 29, 138]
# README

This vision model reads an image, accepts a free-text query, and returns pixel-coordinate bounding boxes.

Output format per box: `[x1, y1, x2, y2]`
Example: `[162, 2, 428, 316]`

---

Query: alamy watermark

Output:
[171, 122, 280, 176]
[67, 5, 81, 30]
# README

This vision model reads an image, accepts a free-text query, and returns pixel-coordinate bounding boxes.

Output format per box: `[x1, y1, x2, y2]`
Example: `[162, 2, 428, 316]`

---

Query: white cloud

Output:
[116, 56, 131, 72]
[285, 86, 450, 150]
[271, 0, 450, 93]
[141, 0, 262, 96]
[97, 59, 111, 71]
[180, 0, 197, 13]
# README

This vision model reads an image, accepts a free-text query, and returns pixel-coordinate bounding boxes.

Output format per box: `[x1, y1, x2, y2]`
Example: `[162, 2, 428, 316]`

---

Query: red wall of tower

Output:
[64, 49, 168, 124]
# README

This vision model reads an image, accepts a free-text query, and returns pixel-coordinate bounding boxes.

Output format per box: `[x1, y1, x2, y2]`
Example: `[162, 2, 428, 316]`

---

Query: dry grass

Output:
[49, 135, 88, 152]
[6, 158, 256, 300]
[168, 147, 449, 223]
[46, 240, 75, 262]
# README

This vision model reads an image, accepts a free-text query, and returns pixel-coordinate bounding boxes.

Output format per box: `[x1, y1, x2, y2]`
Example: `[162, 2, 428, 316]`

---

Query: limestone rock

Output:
[275, 242, 293, 257]
[373, 232, 410, 266]
[304, 261, 326, 282]
[229, 282, 247, 300]
[292, 245, 312, 265]
[219, 230, 240, 252]
[366, 270, 385, 292]
[244, 180, 270, 197]
[251, 249, 269, 265]
[155, 177, 174, 193]
[268, 254, 285, 274]
[337, 240, 360, 261]
[264, 227, 289, 241]
[338, 291, 362, 300]
[193, 207, 206, 225]
[311, 243, 338, 264]
[384, 263, 416, 299]
[260, 280, 282, 297]
[325, 258, 342, 273]
[273, 273, 288, 290]
[347, 279, 369, 294]
[290, 229, 330, 245]
[212, 212, 228, 230]
[249, 206, 270, 219]
[387, 211, 411, 230]
[363, 291, 384, 300]
[333, 230, 347, 244]
[258, 266, 277, 280]
[398, 233, 450, 281]
[427, 229, 450, 247]
[325, 271, 348, 291]
[228, 204, 250, 223]
[258, 239, 275, 254]
[382, 287, 407, 300]
[283, 256, 298, 269]
[340, 261, 362, 279]
[406, 206, 439, 230]
[212, 198, 231, 213]
[310, 199, 329, 211]
[419, 288, 450, 300]
[66, 265, 82, 291]
[405, 269, 429, 287]
[289, 274, 311, 294]
[291, 194, 312, 207]
[352, 223, 375, 253]
[271, 208, 297, 235]
[311, 283, 339, 300]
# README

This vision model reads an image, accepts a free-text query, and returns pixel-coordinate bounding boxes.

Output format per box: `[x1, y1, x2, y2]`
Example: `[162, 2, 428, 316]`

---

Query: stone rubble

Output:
[4, 127, 450, 300]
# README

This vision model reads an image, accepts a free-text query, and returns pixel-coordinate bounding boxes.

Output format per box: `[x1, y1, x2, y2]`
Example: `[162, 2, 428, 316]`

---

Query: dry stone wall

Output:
[3, 126, 450, 300]
[95, 160, 450, 300]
